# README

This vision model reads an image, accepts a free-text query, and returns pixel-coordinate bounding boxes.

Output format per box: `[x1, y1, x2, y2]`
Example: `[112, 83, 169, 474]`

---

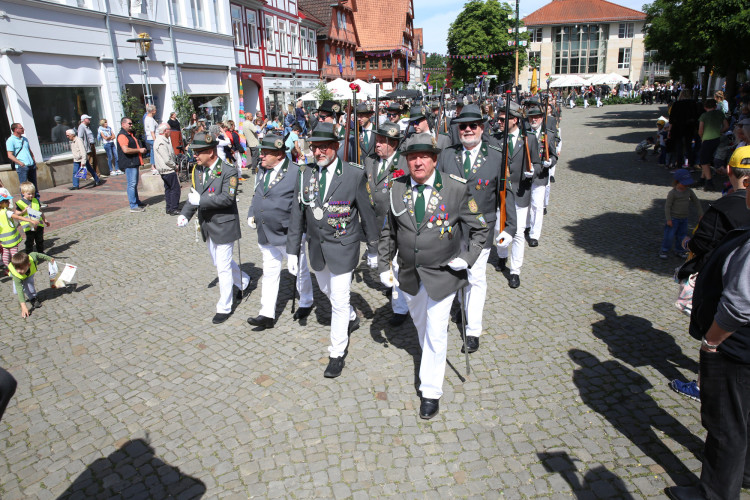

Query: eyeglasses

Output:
[458, 123, 480, 131]
[310, 143, 335, 151]
[319, 113, 332, 119]
[387, 113, 399, 117]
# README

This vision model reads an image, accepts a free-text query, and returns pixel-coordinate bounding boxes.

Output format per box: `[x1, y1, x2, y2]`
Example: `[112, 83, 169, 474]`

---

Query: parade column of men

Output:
[526, 105, 557, 247]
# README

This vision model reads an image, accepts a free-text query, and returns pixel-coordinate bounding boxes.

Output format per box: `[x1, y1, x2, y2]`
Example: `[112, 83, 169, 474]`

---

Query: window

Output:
[265, 15, 274, 51]
[357, 59, 365, 71]
[247, 11, 258, 49]
[530, 27, 543, 43]
[553, 24, 608, 74]
[618, 22, 634, 38]
[383, 58, 392, 69]
[191, 0, 204, 28]
[337, 11, 346, 30]
[291, 24, 299, 56]
[231, 5, 243, 47]
[213, 0, 220, 31]
[528, 50, 540, 67]
[618, 47, 631, 69]
[278, 20, 287, 53]
[26, 86, 103, 160]
[309, 30, 316, 57]
[170, 0, 182, 23]
[301, 27, 308, 56]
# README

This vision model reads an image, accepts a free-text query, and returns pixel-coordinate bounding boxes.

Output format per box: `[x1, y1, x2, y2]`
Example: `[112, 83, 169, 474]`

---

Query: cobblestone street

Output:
[0, 104, 730, 498]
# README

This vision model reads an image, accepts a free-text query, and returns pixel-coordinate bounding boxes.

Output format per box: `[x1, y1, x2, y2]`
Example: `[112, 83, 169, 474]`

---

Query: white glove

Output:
[380, 271, 399, 288]
[248, 216, 256, 228]
[287, 254, 298, 276]
[188, 187, 200, 206]
[176, 215, 188, 227]
[367, 253, 378, 269]
[448, 257, 468, 271]
[495, 231, 512, 248]
[523, 169, 534, 179]
[543, 160, 553, 168]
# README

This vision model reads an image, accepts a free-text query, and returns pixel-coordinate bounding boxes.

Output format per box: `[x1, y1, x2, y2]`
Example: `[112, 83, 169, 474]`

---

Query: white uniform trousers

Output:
[314, 266, 356, 358]
[544, 164, 556, 208]
[403, 284, 456, 400]
[258, 240, 313, 319]
[463, 247, 490, 338]
[391, 254, 409, 315]
[496, 203, 529, 275]
[528, 182, 548, 240]
[207, 237, 250, 314]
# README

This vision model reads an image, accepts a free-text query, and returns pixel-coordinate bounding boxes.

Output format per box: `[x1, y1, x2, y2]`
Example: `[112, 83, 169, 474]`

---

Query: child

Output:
[16, 181, 49, 254]
[636, 136, 655, 161]
[0, 188, 39, 272]
[8, 251, 54, 318]
[660, 169, 703, 259]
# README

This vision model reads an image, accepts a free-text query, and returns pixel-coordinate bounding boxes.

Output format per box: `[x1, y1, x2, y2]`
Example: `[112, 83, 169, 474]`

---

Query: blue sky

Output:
[415, 0, 648, 54]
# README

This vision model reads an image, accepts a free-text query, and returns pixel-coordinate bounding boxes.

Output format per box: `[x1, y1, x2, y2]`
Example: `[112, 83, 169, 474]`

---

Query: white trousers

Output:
[463, 247, 490, 337]
[545, 165, 556, 208]
[528, 183, 548, 240]
[12, 276, 36, 300]
[403, 284, 456, 399]
[496, 204, 529, 275]
[596, 96, 602, 107]
[314, 266, 355, 358]
[258, 241, 313, 318]
[391, 255, 409, 315]
[207, 237, 249, 314]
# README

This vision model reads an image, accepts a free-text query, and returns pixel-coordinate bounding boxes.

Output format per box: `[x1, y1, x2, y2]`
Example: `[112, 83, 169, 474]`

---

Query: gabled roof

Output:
[298, 0, 334, 30]
[299, 6, 325, 27]
[523, 0, 646, 26]
[352, 0, 411, 51]
[299, 0, 359, 45]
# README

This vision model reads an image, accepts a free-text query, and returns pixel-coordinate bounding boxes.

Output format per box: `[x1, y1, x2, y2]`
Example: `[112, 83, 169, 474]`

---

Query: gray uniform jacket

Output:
[491, 131, 542, 208]
[364, 151, 405, 232]
[378, 170, 490, 301]
[249, 159, 299, 247]
[438, 141, 517, 246]
[287, 158, 378, 274]
[358, 127, 377, 158]
[181, 159, 241, 245]
[530, 126, 558, 187]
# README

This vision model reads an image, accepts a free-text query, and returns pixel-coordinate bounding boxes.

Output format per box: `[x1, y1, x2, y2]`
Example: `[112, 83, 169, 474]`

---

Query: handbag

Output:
[675, 273, 697, 316]
[74, 164, 88, 179]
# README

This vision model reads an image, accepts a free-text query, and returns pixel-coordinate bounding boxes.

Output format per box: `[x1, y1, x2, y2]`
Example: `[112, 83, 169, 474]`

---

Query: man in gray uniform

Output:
[378, 133, 489, 419]
[493, 102, 541, 289]
[363, 122, 409, 325]
[246, 135, 314, 329]
[438, 104, 516, 353]
[286, 123, 379, 378]
[356, 103, 376, 159]
[177, 131, 250, 323]
[526, 105, 557, 247]
[405, 105, 452, 151]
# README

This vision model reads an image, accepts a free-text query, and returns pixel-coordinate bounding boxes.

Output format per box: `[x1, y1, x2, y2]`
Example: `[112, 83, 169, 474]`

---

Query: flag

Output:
[424, 72, 430, 83]
[530, 68, 538, 94]
[326, 53, 330, 65]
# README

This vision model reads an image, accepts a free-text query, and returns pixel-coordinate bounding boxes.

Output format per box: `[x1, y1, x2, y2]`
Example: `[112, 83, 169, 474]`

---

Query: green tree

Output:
[313, 81, 335, 103]
[120, 89, 145, 138]
[425, 53, 446, 69]
[171, 92, 195, 132]
[447, 0, 526, 85]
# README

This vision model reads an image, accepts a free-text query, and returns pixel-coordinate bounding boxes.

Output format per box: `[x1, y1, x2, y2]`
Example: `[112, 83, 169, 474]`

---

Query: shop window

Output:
[26, 86, 103, 160]
[192, 95, 230, 125]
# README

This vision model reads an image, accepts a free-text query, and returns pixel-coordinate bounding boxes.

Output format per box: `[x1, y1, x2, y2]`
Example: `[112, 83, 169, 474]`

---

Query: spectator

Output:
[154, 123, 180, 216]
[16, 181, 49, 254]
[6, 123, 40, 201]
[660, 168, 703, 259]
[242, 112, 260, 172]
[714, 90, 729, 116]
[116, 117, 148, 213]
[77, 114, 103, 178]
[226, 120, 244, 168]
[66, 129, 101, 190]
[98, 118, 121, 176]
[209, 124, 232, 163]
[283, 105, 296, 136]
[636, 136, 655, 161]
[167, 112, 183, 156]
[697, 99, 730, 191]
[143, 104, 158, 166]
[285, 123, 302, 164]
[295, 100, 308, 135]
[668, 89, 701, 169]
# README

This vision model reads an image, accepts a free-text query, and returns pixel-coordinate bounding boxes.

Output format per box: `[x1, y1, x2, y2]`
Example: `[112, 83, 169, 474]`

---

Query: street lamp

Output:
[288, 62, 300, 104]
[126, 33, 154, 105]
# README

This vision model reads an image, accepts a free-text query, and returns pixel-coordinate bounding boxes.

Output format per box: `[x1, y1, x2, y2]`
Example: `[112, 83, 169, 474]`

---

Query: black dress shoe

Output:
[68, 186, 79, 191]
[664, 486, 707, 500]
[528, 238, 539, 247]
[550, 176, 555, 183]
[508, 274, 521, 289]
[496, 257, 507, 272]
[389, 313, 408, 326]
[524, 227, 530, 236]
[461, 335, 479, 353]
[247, 315, 274, 329]
[293, 306, 313, 320]
[543, 208, 547, 215]
[324, 357, 345, 378]
[212, 312, 231, 324]
[419, 398, 440, 419]
[348, 316, 360, 334]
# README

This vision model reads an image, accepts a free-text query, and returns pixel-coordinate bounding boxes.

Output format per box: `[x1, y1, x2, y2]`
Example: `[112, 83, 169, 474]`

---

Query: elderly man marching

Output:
[438, 104, 516, 353]
[286, 123, 378, 378]
[246, 135, 314, 329]
[363, 122, 410, 325]
[379, 133, 489, 419]
[526, 105, 557, 247]
[177, 131, 250, 324]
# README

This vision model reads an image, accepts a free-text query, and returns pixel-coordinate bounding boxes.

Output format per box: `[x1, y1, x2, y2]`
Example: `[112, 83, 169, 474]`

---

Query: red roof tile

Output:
[523, 0, 646, 26]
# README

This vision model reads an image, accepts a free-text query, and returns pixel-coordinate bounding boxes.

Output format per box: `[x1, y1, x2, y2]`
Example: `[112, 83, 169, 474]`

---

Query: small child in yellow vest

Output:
[0, 188, 39, 274]
[8, 251, 54, 318]
[16, 181, 50, 254]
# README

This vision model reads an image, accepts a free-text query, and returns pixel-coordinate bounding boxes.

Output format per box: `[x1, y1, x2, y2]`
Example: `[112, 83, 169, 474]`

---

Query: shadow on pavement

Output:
[582, 106, 669, 128]
[566, 150, 673, 187]
[538, 450, 634, 498]
[57, 438, 205, 499]
[569, 349, 702, 486]
[592, 302, 698, 382]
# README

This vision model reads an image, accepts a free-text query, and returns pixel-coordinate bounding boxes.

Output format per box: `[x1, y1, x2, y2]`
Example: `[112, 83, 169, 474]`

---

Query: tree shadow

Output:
[592, 302, 698, 382]
[582, 106, 669, 128]
[566, 151, 675, 187]
[538, 450, 634, 498]
[569, 349, 702, 486]
[57, 438, 206, 499]
[45, 239, 80, 258]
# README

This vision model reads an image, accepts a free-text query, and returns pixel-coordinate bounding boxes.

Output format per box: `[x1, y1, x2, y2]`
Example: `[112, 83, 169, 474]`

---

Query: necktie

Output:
[319, 167, 327, 203]
[363, 131, 369, 150]
[379, 159, 387, 178]
[263, 168, 272, 192]
[509, 135, 514, 156]
[463, 151, 471, 177]
[415, 185, 426, 226]
[203, 167, 210, 185]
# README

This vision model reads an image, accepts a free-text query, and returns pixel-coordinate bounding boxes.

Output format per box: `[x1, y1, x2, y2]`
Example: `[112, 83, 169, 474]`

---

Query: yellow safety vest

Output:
[0, 210, 22, 248]
[15, 198, 45, 232]
[8, 258, 37, 281]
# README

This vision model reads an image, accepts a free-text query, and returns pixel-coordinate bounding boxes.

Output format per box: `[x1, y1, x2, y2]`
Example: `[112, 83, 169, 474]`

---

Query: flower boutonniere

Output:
[212, 167, 222, 178]
[391, 169, 405, 179]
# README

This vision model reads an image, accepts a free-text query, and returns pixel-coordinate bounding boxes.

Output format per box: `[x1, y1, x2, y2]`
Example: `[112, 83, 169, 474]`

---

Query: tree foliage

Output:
[171, 92, 195, 132]
[120, 89, 145, 138]
[447, 0, 526, 87]
[425, 53, 446, 69]
[313, 81, 335, 103]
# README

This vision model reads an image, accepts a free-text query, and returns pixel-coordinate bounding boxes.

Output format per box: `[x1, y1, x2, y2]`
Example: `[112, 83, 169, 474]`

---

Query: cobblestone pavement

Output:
[0, 104, 738, 499]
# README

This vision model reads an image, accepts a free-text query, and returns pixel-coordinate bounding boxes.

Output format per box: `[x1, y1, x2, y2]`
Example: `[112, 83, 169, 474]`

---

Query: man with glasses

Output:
[246, 135, 313, 330]
[438, 104, 516, 353]
[286, 123, 378, 379]
[385, 102, 407, 131]
[116, 117, 148, 212]
[314, 100, 351, 160]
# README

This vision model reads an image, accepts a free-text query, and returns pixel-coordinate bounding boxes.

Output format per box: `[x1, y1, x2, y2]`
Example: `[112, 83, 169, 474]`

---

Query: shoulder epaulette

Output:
[349, 162, 364, 169]
[449, 174, 467, 184]
[488, 144, 502, 152]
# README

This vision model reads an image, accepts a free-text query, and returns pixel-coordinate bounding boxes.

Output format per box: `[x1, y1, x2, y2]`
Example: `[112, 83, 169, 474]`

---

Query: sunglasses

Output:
[458, 123, 480, 131]
[387, 113, 399, 117]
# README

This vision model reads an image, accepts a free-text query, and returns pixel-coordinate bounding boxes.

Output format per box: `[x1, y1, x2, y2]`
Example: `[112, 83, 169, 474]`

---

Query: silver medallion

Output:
[427, 223, 433, 229]
[430, 196, 438, 205]
[382, 187, 388, 193]
[313, 207, 324, 220]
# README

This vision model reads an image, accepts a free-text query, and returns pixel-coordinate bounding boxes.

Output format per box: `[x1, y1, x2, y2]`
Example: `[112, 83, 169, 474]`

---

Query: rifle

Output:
[519, 104, 534, 175]
[436, 87, 445, 136]
[353, 90, 361, 164]
[375, 85, 380, 131]
[343, 101, 351, 162]
[498, 90, 511, 240]
[541, 87, 550, 163]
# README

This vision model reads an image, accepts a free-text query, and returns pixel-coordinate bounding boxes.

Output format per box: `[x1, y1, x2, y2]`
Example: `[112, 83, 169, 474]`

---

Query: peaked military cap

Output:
[259, 134, 286, 151]
[373, 122, 403, 141]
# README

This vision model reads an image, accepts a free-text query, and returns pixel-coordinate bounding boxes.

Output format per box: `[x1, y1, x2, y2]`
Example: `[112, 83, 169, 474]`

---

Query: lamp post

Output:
[126, 33, 154, 105]
[288, 62, 300, 105]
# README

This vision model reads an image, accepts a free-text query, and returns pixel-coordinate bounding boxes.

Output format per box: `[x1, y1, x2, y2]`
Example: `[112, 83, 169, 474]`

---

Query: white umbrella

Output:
[351, 79, 377, 98]
[549, 75, 591, 88]
[589, 72, 629, 85]
[325, 78, 371, 100]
